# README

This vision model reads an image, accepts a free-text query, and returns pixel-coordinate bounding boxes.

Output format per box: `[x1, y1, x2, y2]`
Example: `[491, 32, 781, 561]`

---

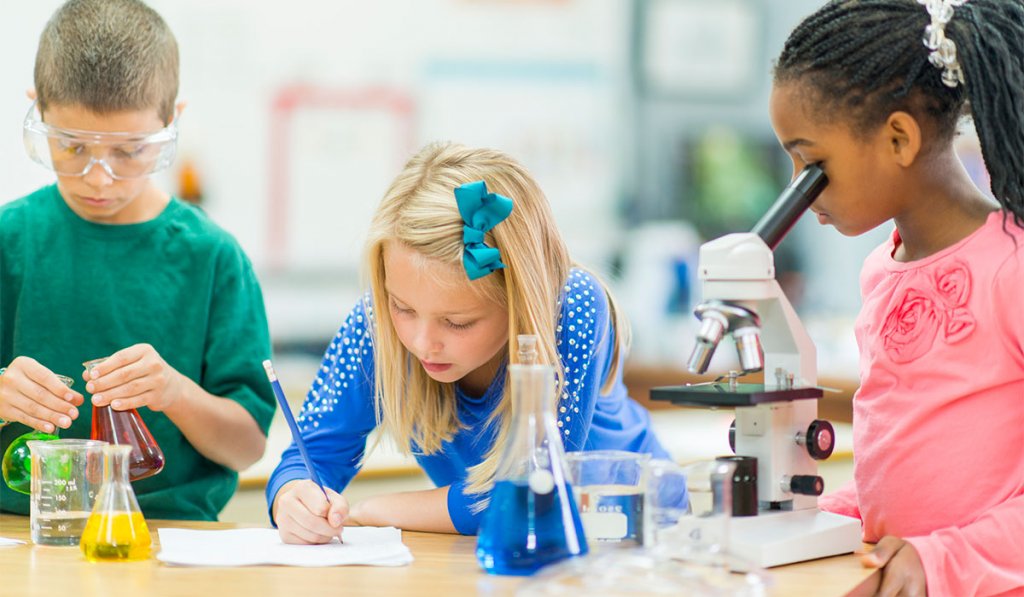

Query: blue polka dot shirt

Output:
[266, 269, 669, 534]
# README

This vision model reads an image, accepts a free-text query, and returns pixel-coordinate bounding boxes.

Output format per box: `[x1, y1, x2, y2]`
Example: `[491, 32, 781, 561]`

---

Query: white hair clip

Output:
[917, 0, 968, 88]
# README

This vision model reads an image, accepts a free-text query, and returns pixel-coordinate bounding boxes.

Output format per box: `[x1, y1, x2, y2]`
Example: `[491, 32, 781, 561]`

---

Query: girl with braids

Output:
[266, 142, 669, 541]
[771, 0, 1024, 594]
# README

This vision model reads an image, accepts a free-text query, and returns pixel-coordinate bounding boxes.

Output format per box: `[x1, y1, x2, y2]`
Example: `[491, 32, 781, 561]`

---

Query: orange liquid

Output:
[80, 511, 152, 562]
[90, 405, 165, 481]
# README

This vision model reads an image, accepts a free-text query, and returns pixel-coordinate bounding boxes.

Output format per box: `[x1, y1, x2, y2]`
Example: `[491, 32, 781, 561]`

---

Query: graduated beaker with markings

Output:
[28, 439, 106, 545]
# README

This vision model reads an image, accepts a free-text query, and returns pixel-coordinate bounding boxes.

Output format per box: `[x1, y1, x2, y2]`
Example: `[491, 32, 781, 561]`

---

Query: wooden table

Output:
[0, 515, 878, 596]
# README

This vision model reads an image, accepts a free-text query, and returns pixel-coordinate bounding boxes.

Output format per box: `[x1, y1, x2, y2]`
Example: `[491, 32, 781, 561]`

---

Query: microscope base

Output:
[729, 508, 862, 568]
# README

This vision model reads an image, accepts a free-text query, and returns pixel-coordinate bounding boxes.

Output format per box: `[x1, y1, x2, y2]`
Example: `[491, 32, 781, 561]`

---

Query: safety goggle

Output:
[23, 101, 178, 180]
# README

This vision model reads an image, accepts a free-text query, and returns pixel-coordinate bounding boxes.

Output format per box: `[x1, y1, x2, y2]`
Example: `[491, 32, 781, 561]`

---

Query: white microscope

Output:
[652, 164, 862, 568]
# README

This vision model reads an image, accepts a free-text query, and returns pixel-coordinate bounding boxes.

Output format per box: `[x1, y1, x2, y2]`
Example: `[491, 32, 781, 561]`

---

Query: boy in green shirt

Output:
[0, 0, 276, 520]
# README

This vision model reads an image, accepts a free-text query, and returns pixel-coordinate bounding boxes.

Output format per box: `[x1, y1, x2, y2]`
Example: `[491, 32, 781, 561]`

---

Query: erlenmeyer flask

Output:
[476, 335, 588, 575]
[84, 359, 164, 481]
[2, 374, 75, 494]
[80, 444, 152, 561]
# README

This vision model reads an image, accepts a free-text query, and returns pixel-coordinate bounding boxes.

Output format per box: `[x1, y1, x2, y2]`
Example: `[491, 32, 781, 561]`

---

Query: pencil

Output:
[263, 360, 330, 501]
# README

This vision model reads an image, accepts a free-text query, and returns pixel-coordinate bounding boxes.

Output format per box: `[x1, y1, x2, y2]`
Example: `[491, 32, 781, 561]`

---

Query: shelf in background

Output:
[623, 363, 858, 424]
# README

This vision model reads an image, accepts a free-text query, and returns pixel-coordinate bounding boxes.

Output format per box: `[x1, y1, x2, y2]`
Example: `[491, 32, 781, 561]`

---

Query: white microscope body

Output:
[698, 232, 861, 568]
[652, 165, 862, 568]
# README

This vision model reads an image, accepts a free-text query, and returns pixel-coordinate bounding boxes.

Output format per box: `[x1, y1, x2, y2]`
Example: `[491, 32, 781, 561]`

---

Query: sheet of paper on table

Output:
[157, 527, 413, 567]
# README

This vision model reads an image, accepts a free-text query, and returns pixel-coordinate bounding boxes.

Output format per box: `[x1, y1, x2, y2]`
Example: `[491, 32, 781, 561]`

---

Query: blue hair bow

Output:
[454, 180, 513, 281]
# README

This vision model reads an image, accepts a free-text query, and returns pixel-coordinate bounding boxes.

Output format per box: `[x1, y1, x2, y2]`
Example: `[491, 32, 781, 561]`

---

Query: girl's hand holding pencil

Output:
[273, 479, 349, 545]
[264, 360, 349, 545]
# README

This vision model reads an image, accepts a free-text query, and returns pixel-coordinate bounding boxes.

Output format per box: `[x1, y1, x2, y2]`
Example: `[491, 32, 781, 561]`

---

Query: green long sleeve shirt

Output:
[0, 185, 275, 520]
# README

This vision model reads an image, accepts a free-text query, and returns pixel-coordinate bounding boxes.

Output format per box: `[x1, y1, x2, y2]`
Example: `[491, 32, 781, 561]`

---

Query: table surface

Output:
[0, 514, 879, 597]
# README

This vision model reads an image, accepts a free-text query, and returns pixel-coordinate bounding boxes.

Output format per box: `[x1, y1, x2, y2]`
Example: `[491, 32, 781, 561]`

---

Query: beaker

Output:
[2, 374, 76, 494]
[565, 450, 649, 546]
[476, 335, 588, 576]
[80, 444, 152, 561]
[28, 438, 107, 546]
[645, 459, 734, 569]
[83, 359, 165, 481]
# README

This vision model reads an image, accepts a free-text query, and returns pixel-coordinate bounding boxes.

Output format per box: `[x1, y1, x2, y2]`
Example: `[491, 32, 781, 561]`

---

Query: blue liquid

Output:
[476, 479, 588, 576]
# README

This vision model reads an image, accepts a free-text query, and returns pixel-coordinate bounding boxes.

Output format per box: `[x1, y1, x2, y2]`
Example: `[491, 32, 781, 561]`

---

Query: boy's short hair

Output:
[35, 0, 179, 123]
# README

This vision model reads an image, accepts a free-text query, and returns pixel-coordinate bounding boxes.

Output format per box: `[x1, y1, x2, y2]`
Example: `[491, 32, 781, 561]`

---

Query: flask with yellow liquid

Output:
[80, 444, 151, 561]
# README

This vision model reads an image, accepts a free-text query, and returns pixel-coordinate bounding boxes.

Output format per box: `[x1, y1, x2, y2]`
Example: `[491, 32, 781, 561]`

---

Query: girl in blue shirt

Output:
[268, 142, 669, 541]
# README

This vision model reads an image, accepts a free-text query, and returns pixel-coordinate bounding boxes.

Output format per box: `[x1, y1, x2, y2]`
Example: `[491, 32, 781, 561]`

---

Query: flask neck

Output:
[95, 444, 144, 514]
[508, 363, 555, 420]
[104, 445, 133, 486]
[516, 334, 539, 366]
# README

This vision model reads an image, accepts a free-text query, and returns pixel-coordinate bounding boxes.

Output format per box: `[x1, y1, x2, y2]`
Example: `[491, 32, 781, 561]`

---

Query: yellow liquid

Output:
[80, 511, 152, 562]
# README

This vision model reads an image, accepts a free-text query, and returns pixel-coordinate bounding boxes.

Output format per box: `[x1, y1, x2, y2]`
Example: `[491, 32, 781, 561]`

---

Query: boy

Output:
[0, 0, 275, 520]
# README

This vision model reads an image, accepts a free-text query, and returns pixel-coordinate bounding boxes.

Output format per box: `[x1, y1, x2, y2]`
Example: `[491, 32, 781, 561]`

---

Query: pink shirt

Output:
[819, 211, 1024, 596]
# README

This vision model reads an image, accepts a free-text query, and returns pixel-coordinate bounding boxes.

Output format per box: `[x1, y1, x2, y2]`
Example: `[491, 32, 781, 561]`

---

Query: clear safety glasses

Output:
[23, 102, 178, 180]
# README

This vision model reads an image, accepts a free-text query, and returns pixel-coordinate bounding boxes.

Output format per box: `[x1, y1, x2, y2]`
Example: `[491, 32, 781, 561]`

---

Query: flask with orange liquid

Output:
[83, 359, 165, 481]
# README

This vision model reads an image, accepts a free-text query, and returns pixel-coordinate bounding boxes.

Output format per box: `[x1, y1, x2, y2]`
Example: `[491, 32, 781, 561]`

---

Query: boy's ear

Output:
[173, 100, 187, 122]
[883, 111, 922, 167]
[26, 88, 37, 101]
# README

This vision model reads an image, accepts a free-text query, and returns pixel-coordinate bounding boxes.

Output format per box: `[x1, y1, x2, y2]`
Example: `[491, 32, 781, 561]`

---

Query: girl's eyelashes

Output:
[389, 297, 474, 329]
[445, 319, 475, 331]
[389, 298, 413, 314]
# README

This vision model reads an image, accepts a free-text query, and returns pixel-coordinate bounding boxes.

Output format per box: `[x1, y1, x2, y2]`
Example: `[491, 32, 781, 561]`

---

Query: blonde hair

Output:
[364, 141, 629, 498]
[35, 0, 179, 123]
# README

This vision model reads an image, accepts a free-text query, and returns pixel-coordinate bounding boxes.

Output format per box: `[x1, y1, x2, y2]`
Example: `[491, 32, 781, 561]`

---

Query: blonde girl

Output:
[268, 142, 669, 539]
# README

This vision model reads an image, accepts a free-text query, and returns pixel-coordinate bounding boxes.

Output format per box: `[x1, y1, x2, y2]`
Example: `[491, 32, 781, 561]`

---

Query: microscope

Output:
[651, 164, 862, 568]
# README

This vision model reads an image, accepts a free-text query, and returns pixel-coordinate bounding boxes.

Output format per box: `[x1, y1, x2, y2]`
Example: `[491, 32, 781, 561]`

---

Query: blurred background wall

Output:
[2, 0, 994, 522]
[1, 0, 898, 364]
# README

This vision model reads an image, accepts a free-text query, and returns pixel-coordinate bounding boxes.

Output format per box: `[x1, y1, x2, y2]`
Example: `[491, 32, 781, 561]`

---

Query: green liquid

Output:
[2, 431, 59, 494]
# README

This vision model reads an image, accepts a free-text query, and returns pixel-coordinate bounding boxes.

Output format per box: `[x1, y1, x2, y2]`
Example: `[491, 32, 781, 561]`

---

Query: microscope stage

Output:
[650, 383, 823, 408]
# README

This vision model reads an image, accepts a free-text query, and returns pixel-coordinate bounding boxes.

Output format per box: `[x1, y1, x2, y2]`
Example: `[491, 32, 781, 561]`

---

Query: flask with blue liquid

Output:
[476, 334, 588, 576]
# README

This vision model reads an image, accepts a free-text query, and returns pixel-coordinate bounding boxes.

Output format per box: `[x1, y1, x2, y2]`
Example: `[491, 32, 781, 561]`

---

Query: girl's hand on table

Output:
[862, 536, 926, 597]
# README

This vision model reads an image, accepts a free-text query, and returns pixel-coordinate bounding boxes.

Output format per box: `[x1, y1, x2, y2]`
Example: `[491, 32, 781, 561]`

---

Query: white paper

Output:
[0, 537, 26, 547]
[157, 527, 413, 567]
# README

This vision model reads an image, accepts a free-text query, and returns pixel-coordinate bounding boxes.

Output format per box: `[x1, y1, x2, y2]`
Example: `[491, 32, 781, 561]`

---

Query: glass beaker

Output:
[644, 459, 734, 568]
[2, 374, 76, 494]
[83, 359, 165, 481]
[28, 438, 107, 546]
[476, 335, 588, 576]
[565, 450, 649, 546]
[81, 444, 152, 561]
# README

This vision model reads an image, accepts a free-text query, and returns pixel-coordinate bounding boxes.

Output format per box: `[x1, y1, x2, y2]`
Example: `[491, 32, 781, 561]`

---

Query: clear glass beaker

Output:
[2, 374, 77, 494]
[565, 450, 649, 546]
[476, 335, 587, 576]
[28, 438, 107, 546]
[80, 443, 152, 561]
[517, 459, 769, 595]
[83, 358, 165, 481]
[645, 459, 734, 568]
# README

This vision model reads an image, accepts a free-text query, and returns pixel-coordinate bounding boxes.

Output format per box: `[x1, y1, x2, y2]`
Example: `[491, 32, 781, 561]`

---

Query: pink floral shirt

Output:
[819, 211, 1024, 596]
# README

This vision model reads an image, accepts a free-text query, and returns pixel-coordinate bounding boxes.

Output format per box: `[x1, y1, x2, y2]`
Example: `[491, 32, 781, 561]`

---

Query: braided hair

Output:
[774, 0, 1024, 226]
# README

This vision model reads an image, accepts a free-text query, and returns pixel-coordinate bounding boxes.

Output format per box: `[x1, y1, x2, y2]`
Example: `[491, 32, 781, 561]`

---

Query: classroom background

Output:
[0, 0, 991, 523]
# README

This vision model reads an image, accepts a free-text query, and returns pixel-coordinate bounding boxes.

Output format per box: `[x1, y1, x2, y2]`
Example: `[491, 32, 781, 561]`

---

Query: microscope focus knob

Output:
[804, 419, 835, 460]
[728, 419, 736, 453]
[788, 475, 824, 496]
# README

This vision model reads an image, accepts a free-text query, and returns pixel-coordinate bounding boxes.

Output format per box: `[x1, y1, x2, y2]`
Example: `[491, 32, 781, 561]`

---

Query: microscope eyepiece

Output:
[750, 164, 828, 250]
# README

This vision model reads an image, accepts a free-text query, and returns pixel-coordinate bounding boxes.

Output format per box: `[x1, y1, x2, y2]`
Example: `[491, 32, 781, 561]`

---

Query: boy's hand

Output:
[85, 343, 185, 412]
[273, 480, 349, 544]
[862, 536, 927, 597]
[0, 356, 83, 433]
